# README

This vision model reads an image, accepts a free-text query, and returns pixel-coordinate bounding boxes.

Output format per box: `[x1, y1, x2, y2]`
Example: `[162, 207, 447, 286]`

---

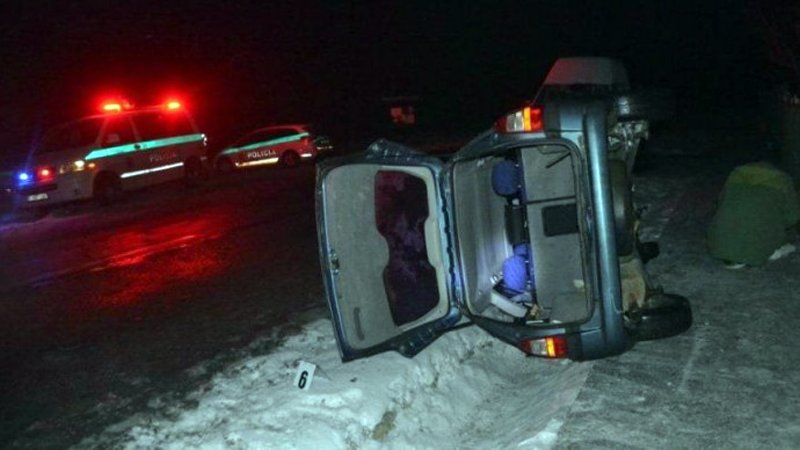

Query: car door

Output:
[317, 140, 461, 361]
[234, 130, 279, 165]
[97, 115, 139, 177]
[131, 110, 201, 178]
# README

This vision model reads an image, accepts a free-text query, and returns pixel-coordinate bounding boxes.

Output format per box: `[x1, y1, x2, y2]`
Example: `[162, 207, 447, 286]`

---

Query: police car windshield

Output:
[38, 118, 104, 154]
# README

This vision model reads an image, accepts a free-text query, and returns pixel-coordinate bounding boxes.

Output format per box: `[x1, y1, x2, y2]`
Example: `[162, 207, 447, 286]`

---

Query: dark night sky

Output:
[0, 0, 771, 167]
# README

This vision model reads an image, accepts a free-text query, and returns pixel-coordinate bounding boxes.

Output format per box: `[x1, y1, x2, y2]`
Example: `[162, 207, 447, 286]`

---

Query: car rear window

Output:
[133, 111, 195, 141]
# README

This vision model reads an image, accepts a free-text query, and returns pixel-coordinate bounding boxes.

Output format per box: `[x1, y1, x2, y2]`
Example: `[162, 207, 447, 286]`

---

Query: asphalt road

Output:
[0, 165, 327, 448]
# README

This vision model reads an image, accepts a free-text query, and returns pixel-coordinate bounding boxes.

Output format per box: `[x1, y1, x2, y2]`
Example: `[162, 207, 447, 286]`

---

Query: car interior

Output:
[451, 144, 592, 325]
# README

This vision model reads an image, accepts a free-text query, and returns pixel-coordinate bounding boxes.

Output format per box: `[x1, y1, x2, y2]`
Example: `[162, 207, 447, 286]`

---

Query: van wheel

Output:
[627, 293, 692, 341]
[93, 173, 122, 206]
[184, 157, 205, 185]
[281, 150, 300, 168]
[216, 157, 234, 174]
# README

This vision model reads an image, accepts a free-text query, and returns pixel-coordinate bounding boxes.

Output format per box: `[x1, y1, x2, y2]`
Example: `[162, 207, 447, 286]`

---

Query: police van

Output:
[15, 100, 207, 207]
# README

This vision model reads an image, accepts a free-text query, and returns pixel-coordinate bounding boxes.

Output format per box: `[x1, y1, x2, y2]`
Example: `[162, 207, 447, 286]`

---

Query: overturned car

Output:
[315, 94, 691, 362]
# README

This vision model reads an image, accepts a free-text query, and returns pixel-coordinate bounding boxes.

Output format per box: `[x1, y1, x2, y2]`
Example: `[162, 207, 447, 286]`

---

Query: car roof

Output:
[59, 106, 185, 126]
[250, 124, 310, 133]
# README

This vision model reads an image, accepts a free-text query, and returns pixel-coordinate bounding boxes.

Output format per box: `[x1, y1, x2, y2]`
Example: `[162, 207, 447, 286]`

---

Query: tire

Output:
[609, 160, 635, 256]
[216, 156, 234, 174]
[613, 89, 675, 122]
[93, 172, 122, 206]
[281, 150, 300, 168]
[184, 157, 205, 185]
[627, 293, 692, 341]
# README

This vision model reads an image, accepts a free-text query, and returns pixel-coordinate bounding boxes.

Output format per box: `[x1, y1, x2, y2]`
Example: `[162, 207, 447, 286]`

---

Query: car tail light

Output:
[519, 335, 568, 358]
[496, 106, 543, 133]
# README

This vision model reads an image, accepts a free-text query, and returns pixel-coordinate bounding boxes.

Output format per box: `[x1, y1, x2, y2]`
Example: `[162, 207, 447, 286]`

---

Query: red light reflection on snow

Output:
[88, 213, 233, 308]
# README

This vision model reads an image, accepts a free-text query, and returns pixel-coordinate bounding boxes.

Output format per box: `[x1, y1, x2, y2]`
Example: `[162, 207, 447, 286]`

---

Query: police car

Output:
[15, 100, 207, 207]
[214, 124, 333, 172]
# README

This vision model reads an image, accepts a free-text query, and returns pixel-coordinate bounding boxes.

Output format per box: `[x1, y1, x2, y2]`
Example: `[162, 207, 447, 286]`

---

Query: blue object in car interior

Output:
[492, 160, 536, 295]
[502, 254, 528, 292]
[491, 160, 521, 197]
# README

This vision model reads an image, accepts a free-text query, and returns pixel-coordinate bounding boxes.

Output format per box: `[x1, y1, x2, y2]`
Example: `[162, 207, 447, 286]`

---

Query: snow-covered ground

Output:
[82, 317, 590, 450]
[78, 155, 800, 449]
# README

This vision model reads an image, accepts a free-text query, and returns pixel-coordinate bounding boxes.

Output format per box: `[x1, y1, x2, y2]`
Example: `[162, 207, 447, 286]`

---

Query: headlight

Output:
[58, 160, 89, 174]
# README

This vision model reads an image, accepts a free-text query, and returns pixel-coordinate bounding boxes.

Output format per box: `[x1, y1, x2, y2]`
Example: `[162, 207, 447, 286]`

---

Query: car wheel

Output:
[184, 157, 205, 185]
[281, 150, 300, 168]
[610, 160, 635, 257]
[93, 172, 122, 206]
[216, 156, 234, 174]
[627, 293, 692, 341]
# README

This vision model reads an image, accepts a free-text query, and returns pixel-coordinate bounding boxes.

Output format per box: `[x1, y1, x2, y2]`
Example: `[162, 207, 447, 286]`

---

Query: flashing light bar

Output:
[165, 100, 181, 110]
[496, 106, 543, 133]
[102, 103, 123, 112]
[519, 335, 568, 358]
[100, 99, 135, 113]
[17, 172, 30, 182]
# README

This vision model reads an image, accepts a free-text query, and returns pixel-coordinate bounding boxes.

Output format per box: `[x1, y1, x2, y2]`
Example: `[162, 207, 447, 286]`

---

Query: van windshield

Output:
[38, 118, 104, 154]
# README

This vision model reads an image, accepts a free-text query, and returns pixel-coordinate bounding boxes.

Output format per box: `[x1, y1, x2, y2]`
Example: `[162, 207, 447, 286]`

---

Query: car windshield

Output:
[37, 118, 104, 154]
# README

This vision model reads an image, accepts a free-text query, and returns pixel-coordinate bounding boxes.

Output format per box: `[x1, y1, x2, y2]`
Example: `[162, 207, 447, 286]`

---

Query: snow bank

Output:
[88, 318, 591, 449]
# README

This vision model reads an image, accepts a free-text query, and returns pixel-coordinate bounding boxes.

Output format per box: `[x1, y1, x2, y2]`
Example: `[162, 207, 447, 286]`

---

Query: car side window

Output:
[273, 128, 299, 138]
[38, 118, 104, 154]
[103, 116, 137, 147]
[239, 130, 271, 146]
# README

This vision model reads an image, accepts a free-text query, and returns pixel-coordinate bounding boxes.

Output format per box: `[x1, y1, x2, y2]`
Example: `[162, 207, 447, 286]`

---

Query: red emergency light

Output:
[102, 102, 122, 112]
[100, 99, 133, 113]
[165, 100, 182, 110]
